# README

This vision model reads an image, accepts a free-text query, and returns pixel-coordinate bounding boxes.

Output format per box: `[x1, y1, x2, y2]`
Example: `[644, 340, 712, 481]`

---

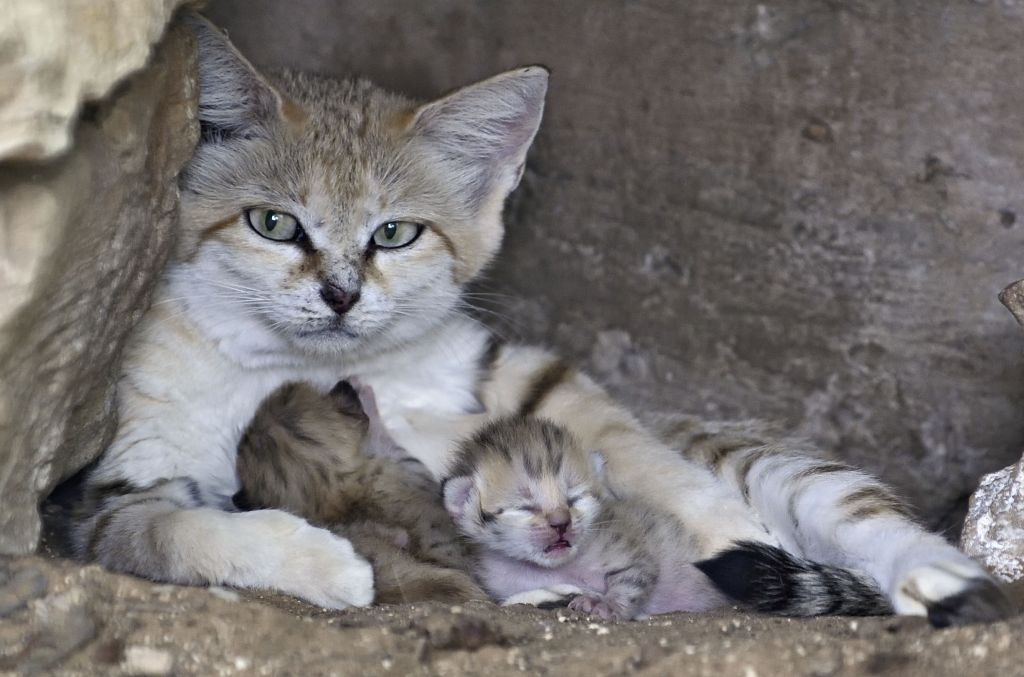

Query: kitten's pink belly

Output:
[645, 563, 727, 615]
[480, 556, 605, 600]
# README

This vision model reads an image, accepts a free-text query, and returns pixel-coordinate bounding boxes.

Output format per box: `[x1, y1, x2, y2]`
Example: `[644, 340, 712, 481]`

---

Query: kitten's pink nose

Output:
[320, 283, 360, 316]
[547, 508, 571, 535]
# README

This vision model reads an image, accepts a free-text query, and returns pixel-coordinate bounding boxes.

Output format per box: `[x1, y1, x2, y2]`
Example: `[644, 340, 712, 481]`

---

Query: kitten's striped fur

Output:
[442, 417, 721, 620]
[71, 13, 1011, 625]
[233, 381, 485, 604]
[442, 416, 891, 619]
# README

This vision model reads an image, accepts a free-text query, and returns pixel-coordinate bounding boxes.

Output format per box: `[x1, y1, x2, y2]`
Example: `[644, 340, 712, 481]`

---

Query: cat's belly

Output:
[644, 561, 727, 615]
[361, 377, 489, 478]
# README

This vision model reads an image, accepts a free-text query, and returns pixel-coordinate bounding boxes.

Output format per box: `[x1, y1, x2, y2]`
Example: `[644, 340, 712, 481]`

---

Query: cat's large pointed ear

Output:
[185, 13, 298, 139]
[410, 67, 548, 206]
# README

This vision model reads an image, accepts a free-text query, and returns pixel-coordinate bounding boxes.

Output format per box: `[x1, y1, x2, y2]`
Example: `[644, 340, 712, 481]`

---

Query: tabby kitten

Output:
[234, 381, 484, 604]
[443, 416, 891, 620]
[73, 13, 1010, 625]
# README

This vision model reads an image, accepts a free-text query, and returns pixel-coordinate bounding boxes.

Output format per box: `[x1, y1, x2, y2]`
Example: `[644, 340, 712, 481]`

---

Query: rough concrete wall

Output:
[206, 0, 1024, 529]
[0, 21, 198, 554]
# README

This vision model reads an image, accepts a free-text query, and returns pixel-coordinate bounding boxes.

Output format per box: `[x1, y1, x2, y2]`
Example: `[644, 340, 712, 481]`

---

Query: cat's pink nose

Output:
[320, 283, 360, 316]
[547, 509, 571, 534]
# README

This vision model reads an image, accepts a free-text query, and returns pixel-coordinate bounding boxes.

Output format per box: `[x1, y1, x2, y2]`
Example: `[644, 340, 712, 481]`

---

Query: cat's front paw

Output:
[243, 510, 375, 609]
[568, 593, 629, 621]
[894, 561, 1015, 627]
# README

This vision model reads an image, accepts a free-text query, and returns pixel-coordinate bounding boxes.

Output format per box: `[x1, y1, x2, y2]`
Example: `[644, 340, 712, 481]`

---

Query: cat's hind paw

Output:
[894, 562, 1015, 627]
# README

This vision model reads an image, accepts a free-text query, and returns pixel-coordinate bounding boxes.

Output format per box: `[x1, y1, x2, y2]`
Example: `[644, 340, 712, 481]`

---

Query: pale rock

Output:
[122, 646, 175, 676]
[962, 457, 1024, 582]
[0, 0, 192, 161]
[0, 20, 198, 554]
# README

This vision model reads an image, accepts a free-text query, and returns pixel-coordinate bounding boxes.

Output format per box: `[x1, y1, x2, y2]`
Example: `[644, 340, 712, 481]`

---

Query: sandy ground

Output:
[3, 553, 1024, 677]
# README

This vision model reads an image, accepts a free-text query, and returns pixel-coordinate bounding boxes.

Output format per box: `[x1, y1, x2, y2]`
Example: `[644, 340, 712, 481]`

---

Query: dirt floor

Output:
[3, 554, 1024, 677]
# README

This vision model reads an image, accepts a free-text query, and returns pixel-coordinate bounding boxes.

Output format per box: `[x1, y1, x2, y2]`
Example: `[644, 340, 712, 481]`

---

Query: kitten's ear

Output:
[589, 451, 619, 499]
[441, 476, 476, 519]
[185, 13, 299, 138]
[410, 67, 549, 205]
[328, 381, 367, 419]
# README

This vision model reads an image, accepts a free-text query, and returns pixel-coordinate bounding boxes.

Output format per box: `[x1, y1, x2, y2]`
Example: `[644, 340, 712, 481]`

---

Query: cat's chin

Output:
[289, 325, 364, 355]
[295, 324, 359, 341]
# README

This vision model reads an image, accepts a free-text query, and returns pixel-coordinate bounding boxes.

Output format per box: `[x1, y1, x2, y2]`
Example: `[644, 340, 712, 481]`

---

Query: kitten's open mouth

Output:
[545, 539, 571, 553]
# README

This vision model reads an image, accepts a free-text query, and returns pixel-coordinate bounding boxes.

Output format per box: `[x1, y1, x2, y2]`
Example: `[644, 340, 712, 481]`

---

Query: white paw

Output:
[894, 560, 1013, 626]
[243, 511, 375, 609]
[502, 584, 585, 607]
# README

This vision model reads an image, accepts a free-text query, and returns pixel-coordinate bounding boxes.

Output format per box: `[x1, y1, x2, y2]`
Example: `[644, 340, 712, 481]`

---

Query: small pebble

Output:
[208, 587, 240, 603]
[122, 646, 173, 676]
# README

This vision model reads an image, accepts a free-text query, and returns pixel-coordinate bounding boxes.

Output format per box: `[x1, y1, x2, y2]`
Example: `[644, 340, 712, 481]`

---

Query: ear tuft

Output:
[411, 67, 548, 205]
[442, 476, 476, 520]
[185, 12, 287, 140]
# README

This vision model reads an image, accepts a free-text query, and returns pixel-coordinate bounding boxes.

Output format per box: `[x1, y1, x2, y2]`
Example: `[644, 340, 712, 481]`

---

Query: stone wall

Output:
[0, 12, 198, 554]
[205, 0, 1024, 529]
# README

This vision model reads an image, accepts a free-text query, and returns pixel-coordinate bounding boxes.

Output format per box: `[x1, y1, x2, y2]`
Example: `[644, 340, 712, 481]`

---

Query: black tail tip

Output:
[695, 541, 794, 612]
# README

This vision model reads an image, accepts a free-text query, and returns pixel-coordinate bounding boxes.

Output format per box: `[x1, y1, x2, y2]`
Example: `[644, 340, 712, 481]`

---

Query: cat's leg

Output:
[531, 370, 776, 556]
[75, 464, 374, 609]
[717, 445, 1013, 625]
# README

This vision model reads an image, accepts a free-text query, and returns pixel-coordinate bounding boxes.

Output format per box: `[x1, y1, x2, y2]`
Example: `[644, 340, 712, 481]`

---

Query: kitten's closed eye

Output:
[567, 492, 591, 507]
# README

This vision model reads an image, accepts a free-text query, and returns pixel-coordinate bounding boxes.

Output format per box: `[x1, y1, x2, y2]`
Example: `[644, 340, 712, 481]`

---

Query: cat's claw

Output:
[893, 561, 1015, 627]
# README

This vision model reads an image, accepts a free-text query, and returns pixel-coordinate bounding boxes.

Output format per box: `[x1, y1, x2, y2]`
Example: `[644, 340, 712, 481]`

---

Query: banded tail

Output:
[695, 541, 893, 617]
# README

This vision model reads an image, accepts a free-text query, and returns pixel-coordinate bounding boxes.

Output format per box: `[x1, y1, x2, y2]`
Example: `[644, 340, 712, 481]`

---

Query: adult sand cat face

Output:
[177, 17, 547, 360]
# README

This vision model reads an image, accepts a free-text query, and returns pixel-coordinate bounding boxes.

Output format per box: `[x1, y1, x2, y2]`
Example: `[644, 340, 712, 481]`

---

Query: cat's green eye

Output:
[372, 221, 423, 249]
[246, 208, 301, 242]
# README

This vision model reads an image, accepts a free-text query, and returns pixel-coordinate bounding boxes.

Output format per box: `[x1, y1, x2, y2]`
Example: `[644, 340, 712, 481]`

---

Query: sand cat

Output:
[71, 13, 1011, 626]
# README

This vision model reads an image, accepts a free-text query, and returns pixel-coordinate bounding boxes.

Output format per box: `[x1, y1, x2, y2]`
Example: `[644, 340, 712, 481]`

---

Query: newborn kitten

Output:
[443, 416, 893, 621]
[235, 381, 485, 604]
[442, 416, 727, 620]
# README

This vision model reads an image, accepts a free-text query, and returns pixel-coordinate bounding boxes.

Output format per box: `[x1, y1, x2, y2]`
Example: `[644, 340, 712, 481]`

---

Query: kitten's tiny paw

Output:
[895, 561, 1015, 627]
[568, 594, 626, 621]
[502, 584, 584, 608]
